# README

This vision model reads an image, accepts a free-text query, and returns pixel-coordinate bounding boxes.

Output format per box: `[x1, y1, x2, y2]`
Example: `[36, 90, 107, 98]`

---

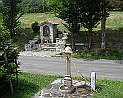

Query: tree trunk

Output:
[10, 76, 14, 94]
[101, 0, 106, 51]
[4, 53, 14, 94]
[15, 58, 18, 86]
[10, 26, 15, 41]
[71, 32, 76, 52]
[88, 29, 93, 52]
[71, 23, 78, 52]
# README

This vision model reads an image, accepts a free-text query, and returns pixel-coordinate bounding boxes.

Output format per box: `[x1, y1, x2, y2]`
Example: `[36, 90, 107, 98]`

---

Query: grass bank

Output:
[1, 12, 123, 31]
[20, 13, 55, 28]
[106, 11, 123, 30]
[20, 12, 65, 31]
[1, 73, 123, 98]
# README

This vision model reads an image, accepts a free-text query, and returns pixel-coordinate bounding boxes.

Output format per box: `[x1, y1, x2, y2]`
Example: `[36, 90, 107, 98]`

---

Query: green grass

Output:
[106, 12, 123, 30]
[0, 12, 66, 31]
[19, 13, 66, 31]
[94, 79, 123, 98]
[1, 11, 123, 31]
[20, 13, 55, 28]
[0, 12, 123, 36]
[0, 12, 123, 30]
[1, 73, 62, 98]
[19, 12, 123, 31]
[91, 11, 123, 31]
[2, 73, 123, 98]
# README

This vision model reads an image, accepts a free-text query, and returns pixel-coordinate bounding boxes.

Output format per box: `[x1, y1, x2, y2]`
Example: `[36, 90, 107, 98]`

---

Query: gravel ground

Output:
[19, 51, 62, 57]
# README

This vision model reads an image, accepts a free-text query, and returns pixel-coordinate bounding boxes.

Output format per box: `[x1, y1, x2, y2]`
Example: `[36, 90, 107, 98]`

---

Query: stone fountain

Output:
[59, 46, 76, 94]
[34, 47, 93, 98]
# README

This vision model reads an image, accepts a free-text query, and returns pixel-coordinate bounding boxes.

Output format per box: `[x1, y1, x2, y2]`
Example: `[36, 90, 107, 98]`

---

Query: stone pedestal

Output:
[63, 75, 72, 86]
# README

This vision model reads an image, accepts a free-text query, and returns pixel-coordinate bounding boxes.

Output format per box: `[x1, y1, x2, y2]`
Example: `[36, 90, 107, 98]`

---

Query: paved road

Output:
[19, 55, 123, 81]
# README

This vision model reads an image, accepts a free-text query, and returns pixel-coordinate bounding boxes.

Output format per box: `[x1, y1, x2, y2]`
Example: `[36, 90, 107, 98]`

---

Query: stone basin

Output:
[34, 79, 92, 98]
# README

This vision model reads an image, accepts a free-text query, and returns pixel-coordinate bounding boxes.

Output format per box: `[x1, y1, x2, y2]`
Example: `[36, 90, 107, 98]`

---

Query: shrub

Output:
[31, 22, 40, 33]
[0, 29, 20, 96]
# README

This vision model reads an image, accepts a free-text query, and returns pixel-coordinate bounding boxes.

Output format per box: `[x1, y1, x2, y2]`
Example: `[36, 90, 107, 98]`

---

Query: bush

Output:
[31, 22, 40, 33]
[73, 50, 123, 60]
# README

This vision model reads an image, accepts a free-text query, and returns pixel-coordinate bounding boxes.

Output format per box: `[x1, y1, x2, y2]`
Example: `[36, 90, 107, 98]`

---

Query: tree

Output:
[80, 0, 107, 51]
[0, 28, 20, 95]
[101, 0, 109, 51]
[55, 0, 83, 51]
[20, 0, 49, 13]
[31, 22, 40, 33]
[1, 0, 23, 41]
[47, 0, 62, 11]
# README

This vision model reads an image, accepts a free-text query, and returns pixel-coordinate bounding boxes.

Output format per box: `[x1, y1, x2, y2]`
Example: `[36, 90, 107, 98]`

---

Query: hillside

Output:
[0, 12, 123, 51]
[20, 13, 65, 31]
[0, 12, 123, 31]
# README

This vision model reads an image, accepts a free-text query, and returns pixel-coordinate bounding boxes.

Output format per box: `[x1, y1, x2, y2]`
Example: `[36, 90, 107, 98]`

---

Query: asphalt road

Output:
[19, 55, 123, 81]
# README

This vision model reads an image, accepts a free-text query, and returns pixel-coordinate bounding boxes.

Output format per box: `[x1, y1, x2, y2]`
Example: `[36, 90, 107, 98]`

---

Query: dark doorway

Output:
[43, 25, 50, 36]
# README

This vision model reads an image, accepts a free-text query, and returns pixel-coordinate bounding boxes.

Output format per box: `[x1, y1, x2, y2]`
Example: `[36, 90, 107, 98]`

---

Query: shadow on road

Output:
[115, 60, 123, 65]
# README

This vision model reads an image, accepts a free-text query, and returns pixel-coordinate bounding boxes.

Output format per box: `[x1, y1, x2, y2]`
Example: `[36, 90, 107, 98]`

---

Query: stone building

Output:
[38, 20, 59, 44]
[25, 19, 68, 52]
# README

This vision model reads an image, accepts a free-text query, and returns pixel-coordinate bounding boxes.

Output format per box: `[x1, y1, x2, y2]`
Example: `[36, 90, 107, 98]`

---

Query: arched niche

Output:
[39, 20, 59, 44]
[43, 25, 50, 36]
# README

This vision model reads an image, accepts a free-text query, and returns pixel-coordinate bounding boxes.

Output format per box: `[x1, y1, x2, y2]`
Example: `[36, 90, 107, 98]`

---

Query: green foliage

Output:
[16, 27, 38, 50]
[56, 0, 83, 51]
[73, 50, 123, 60]
[20, 0, 50, 13]
[0, 2, 2, 13]
[55, 0, 109, 51]
[0, 29, 20, 96]
[80, 0, 109, 50]
[0, 13, 2, 26]
[1, 0, 23, 41]
[47, 0, 62, 11]
[31, 22, 40, 33]
[56, 0, 82, 24]
[81, 0, 109, 31]
[19, 0, 63, 13]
